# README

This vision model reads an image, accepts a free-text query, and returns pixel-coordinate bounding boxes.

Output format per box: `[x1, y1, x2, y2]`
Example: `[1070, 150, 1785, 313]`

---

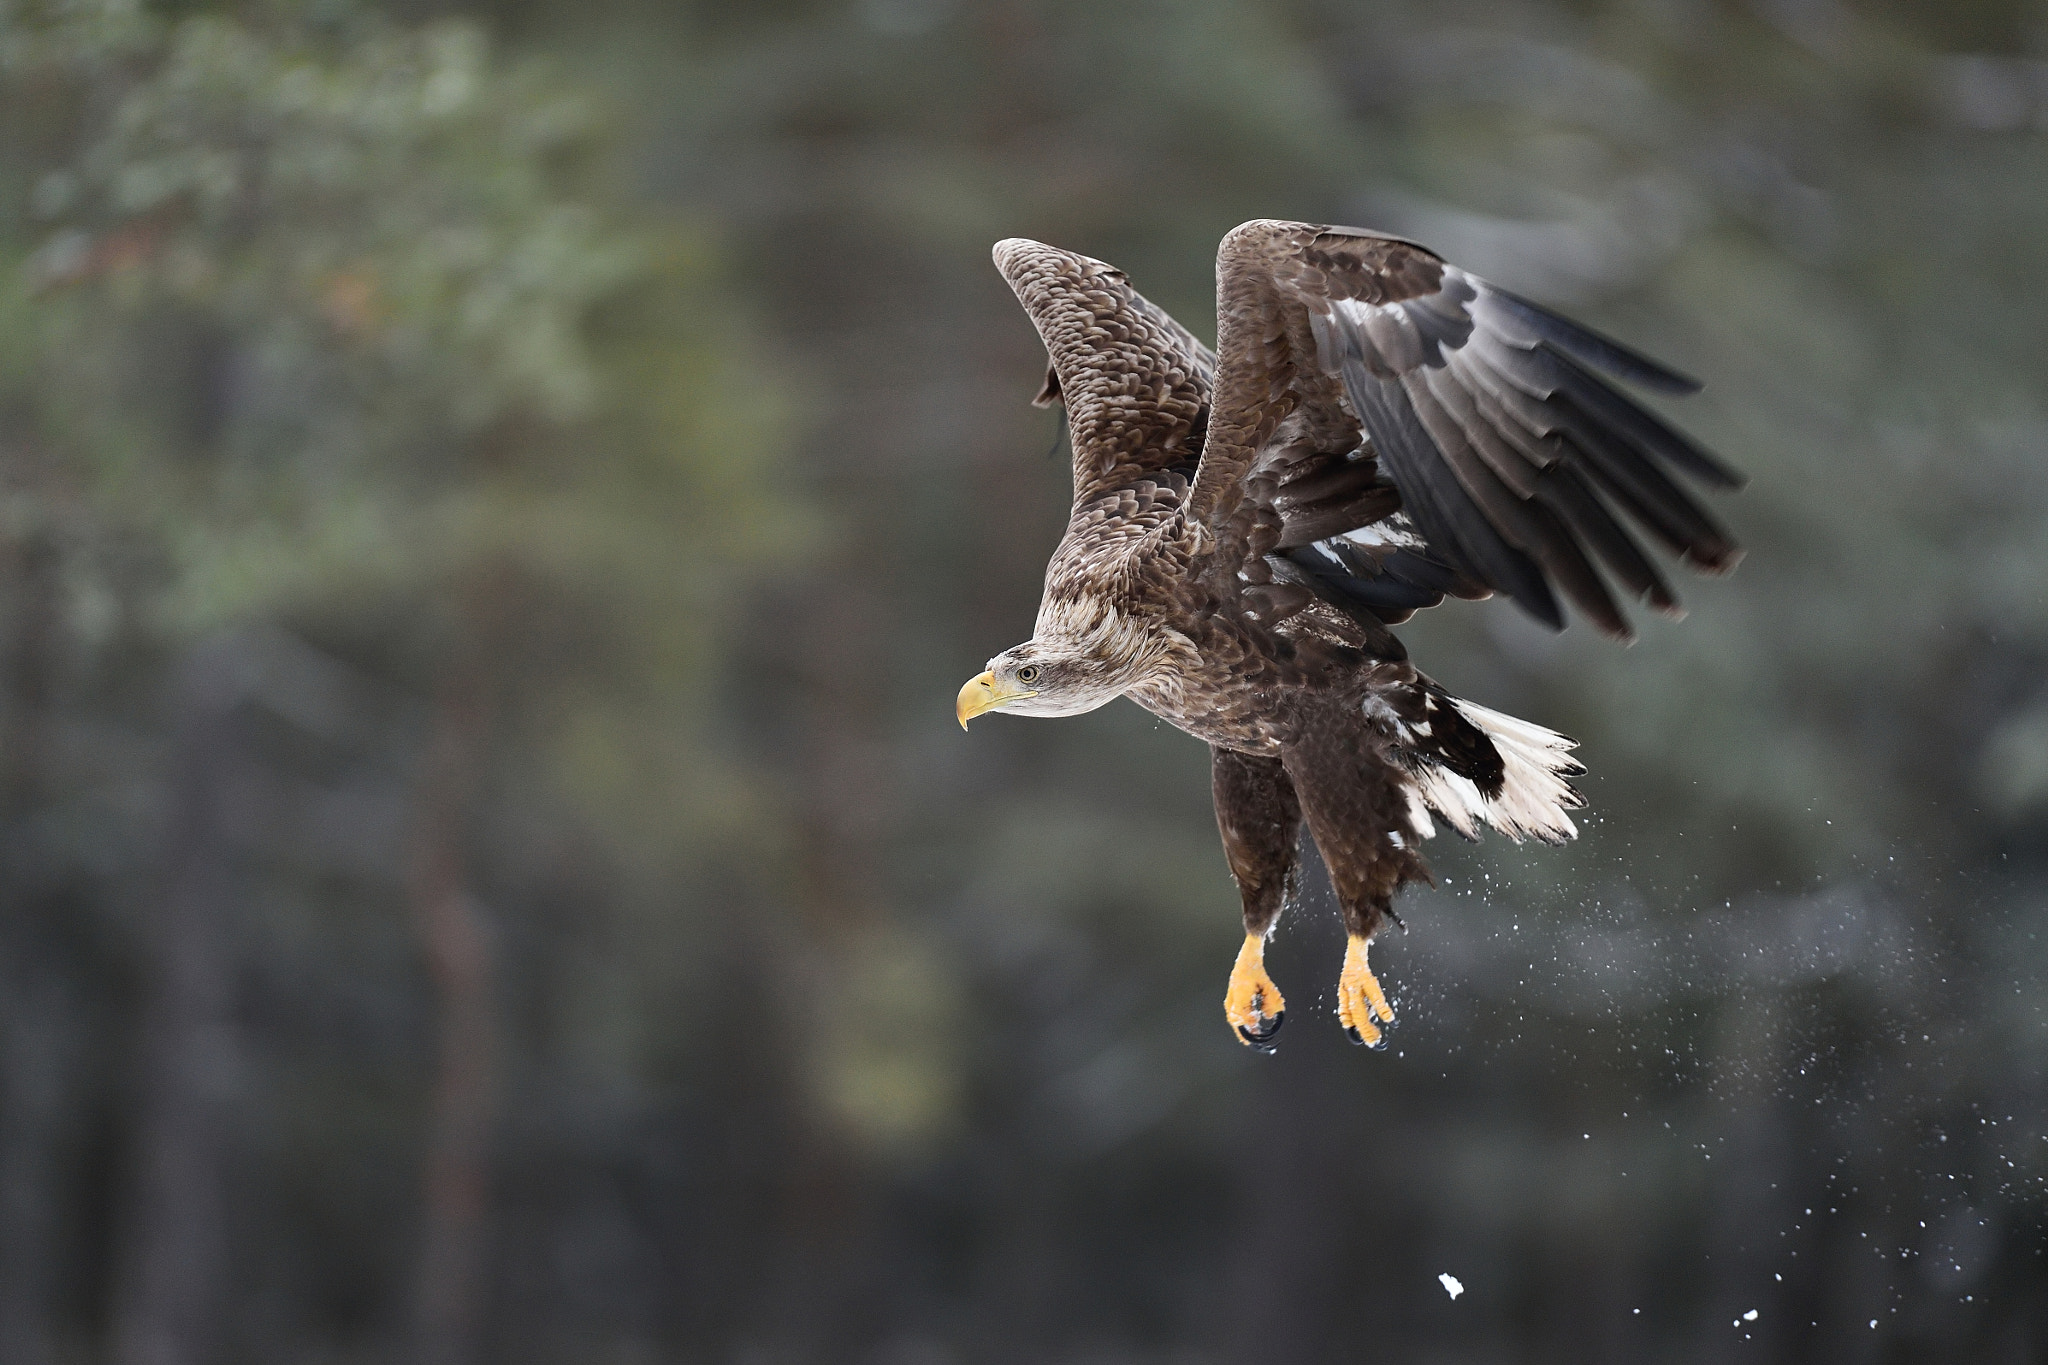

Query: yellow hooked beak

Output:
[956, 671, 1038, 729]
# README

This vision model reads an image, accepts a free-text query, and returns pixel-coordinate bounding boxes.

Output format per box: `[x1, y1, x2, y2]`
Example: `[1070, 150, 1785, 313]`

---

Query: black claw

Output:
[1344, 1025, 1365, 1046]
[1237, 1011, 1284, 1053]
[1366, 1031, 1388, 1052]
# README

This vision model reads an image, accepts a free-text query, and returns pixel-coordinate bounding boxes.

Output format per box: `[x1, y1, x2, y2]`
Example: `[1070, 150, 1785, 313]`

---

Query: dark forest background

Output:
[3, 0, 2047, 1361]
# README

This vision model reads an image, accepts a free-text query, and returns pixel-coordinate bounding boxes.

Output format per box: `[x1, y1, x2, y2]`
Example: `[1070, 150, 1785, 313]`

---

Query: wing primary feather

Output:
[1521, 499, 1632, 641]
[1457, 344, 1574, 459]
[1474, 331, 1742, 490]
[1399, 374, 1543, 537]
[1403, 374, 1629, 638]
[1418, 363, 1543, 497]
[1565, 424, 1740, 572]
[1347, 366, 1562, 627]
[1464, 335, 1739, 570]
[1540, 347, 1744, 489]
[1452, 354, 1570, 470]
[1348, 380, 1482, 574]
[1478, 286, 1703, 396]
[1534, 466, 1682, 616]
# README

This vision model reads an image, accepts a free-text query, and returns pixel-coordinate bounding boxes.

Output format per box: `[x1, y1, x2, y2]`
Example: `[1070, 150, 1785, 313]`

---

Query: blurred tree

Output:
[1, 1, 793, 1360]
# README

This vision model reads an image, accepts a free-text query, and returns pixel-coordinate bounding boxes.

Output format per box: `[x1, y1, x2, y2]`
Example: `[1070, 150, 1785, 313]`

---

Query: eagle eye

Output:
[1016, 665, 1041, 684]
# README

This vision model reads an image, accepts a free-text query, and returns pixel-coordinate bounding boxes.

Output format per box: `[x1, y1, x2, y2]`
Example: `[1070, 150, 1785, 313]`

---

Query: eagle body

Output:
[959, 221, 1740, 1050]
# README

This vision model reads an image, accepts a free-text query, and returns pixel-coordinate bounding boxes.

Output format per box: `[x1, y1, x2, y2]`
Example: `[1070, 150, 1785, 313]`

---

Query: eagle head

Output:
[956, 640, 1131, 728]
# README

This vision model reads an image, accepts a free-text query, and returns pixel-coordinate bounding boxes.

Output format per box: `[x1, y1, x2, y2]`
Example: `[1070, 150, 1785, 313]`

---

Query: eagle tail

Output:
[1400, 698, 1585, 845]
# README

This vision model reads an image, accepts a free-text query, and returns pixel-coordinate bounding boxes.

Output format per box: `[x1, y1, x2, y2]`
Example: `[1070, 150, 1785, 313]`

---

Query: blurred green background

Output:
[2, 0, 2046, 1360]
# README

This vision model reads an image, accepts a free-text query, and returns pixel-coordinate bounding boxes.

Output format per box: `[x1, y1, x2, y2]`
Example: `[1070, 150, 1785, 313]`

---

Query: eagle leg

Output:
[1280, 725, 1431, 1048]
[1211, 747, 1302, 1052]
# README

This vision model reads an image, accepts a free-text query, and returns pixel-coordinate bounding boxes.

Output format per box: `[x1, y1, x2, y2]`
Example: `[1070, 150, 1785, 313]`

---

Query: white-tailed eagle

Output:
[957, 220, 1740, 1050]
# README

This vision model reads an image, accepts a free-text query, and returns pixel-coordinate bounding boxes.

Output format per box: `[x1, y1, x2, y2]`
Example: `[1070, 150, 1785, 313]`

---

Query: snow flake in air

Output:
[1438, 1273, 1464, 1300]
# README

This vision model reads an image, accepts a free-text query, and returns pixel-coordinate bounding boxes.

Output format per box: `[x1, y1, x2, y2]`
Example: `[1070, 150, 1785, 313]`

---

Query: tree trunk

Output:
[0, 525, 61, 1365]
[112, 636, 262, 1365]
[408, 574, 508, 1365]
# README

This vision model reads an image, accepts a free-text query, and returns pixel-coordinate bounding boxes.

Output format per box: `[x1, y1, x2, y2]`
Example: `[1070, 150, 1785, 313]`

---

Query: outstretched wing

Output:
[1189, 219, 1742, 640]
[994, 238, 1214, 503]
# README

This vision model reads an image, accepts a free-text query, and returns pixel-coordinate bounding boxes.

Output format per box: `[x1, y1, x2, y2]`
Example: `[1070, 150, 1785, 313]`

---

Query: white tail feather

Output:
[1406, 699, 1583, 845]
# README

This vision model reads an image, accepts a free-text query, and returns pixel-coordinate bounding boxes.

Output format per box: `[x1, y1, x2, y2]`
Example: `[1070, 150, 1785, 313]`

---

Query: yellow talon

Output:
[1223, 931, 1286, 1051]
[1336, 934, 1395, 1048]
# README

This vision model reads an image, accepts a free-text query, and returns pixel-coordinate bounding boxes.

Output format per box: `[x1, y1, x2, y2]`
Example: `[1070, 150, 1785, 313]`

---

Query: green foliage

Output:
[2, 0, 792, 774]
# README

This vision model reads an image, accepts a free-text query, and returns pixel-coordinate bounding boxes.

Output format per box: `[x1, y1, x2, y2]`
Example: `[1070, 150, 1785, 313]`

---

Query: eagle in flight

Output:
[957, 220, 1740, 1051]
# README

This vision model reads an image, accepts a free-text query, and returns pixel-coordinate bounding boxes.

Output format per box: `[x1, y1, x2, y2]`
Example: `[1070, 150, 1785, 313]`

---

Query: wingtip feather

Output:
[1483, 286, 1704, 396]
[1687, 542, 1745, 577]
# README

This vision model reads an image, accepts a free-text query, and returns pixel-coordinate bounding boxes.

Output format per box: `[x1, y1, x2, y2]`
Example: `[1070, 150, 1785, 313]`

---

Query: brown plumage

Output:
[956, 220, 1742, 1050]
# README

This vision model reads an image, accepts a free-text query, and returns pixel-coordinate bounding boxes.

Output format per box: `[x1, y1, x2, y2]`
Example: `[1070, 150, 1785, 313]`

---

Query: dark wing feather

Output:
[1481, 286, 1704, 397]
[1189, 220, 1742, 640]
[993, 239, 1214, 502]
[1344, 366, 1561, 625]
[1278, 517, 1477, 626]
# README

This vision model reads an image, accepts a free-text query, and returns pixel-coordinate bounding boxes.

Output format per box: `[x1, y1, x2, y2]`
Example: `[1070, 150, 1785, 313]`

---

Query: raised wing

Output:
[994, 238, 1214, 503]
[1190, 220, 1742, 640]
